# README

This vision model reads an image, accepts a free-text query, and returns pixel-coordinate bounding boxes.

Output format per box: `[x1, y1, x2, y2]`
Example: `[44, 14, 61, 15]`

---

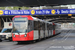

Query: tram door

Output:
[47, 23, 49, 37]
[40, 22, 43, 38]
[38, 21, 41, 39]
[34, 21, 39, 40]
[50, 24, 53, 36]
[53, 23, 55, 35]
[42, 22, 45, 38]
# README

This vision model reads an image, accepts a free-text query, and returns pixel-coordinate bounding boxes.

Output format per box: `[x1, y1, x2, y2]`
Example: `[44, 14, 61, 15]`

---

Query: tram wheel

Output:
[17, 41, 22, 44]
[33, 40, 36, 43]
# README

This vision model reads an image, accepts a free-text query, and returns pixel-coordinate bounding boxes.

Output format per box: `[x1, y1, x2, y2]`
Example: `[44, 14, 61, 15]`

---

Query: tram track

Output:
[10, 32, 62, 50]
[22, 30, 70, 50]
[26, 30, 70, 50]
[44, 30, 74, 50]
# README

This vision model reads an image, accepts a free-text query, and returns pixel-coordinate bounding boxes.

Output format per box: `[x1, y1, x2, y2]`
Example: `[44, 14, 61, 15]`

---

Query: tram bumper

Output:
[13, 37, 31, 41]
[12, 31, 34, 41]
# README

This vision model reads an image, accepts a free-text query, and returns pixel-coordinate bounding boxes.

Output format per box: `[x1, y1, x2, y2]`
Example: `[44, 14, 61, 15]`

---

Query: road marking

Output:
[52, 39, 57, 42]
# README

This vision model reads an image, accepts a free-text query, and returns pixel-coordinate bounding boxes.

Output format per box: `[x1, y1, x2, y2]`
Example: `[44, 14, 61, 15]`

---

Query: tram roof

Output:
[32, 16, 45, 22]
[32, 16, 52, 23]
[0, 0, 75, 7]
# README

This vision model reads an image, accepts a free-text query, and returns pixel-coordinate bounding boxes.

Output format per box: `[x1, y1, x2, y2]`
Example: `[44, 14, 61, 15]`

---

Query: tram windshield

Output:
[13, 18, 28, 33]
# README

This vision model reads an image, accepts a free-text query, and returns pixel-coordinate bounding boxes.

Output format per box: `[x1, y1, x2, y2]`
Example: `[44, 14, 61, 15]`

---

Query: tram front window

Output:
[13, 18, 28, 33]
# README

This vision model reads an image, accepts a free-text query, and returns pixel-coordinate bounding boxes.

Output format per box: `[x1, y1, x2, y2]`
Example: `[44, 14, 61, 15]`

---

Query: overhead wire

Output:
[37, 0, 43, 5]
[6, 0, 16, 5]
[17, 0, 24, 4]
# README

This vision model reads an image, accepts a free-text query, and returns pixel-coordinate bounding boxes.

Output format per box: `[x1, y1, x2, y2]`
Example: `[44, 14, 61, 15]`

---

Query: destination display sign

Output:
[14, 18, 27, 21]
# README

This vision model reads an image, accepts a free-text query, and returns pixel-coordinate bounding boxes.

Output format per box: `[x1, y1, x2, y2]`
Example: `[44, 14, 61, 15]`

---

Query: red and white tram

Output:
[12, 15, 61, 43]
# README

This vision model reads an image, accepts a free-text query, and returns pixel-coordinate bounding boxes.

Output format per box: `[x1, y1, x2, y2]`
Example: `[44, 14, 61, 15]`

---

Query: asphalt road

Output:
[0, 30, 75, 50]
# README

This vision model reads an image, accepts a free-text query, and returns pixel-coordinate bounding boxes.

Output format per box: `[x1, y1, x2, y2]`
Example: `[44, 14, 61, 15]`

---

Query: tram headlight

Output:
[24, 35, 27, 37]
[13, 34, 15, 37]
[24, 33, 27, 37]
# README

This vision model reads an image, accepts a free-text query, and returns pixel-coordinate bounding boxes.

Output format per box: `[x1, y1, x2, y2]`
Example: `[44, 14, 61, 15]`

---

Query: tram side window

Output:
[41, 22, 43, 30]
[28, 20, 33, 32]
[39, 21, 42, 30]
[53, 24, 56, 30]
[41, 22, 44, 31]
[38, 21, 43, 30]
[45, 23, 47, 30]
[47, 23, 49, 30]
[48, 24, 50, 30]
[50, 24, 53, 30]
[43, 22, 45, 31]
[34, 21, 38, 30]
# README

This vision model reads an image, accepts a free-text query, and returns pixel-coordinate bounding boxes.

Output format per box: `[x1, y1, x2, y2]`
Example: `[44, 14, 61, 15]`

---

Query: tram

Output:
[12, 15, 61, 43]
